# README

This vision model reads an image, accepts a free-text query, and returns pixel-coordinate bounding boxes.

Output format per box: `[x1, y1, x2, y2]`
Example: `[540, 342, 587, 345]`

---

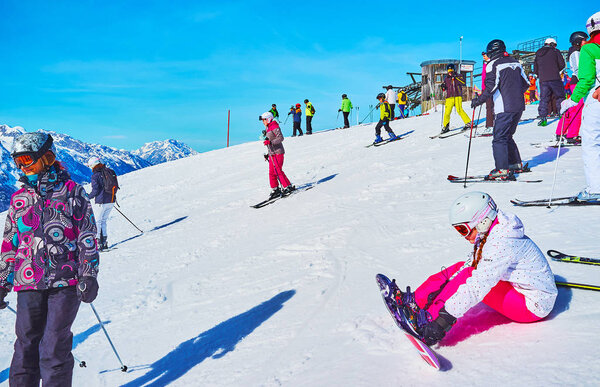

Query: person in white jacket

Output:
[392, 191, 557, 346]
[385, 85, 397, 120]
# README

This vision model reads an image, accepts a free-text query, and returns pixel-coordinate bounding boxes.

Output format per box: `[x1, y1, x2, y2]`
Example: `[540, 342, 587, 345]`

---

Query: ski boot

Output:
[566, 136, 581, 145]
[484, 169, 515, 181]
[387, 131, 397, 141]
[373, 135, 384, 144]
[282, 185, 296, 195]
[440, 124, 450, 134]
[269, 187, 282, 200]
[463, 123, 471, 131]
[508, 162, 530, 173]
[574, 188, 600, 203]
[537, 117, 548, 127]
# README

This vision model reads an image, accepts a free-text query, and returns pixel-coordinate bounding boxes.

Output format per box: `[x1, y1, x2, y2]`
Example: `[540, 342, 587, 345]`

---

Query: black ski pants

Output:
[486, 97, 495, 128]
[538, 80, 565, 118]
[492, 111, 523, 170]
[375, 119, 393, 137]
[293, 121, 302, 136]
[10, 287, 80, 387]
[342, 112, 350, 128]
[306, 116, 313, 134]
[389, 104, 396, 120]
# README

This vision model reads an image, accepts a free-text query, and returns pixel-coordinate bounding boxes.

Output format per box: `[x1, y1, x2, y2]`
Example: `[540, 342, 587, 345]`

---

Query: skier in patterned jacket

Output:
[391, 192, 557, 346]
[0, 132, 99, 387]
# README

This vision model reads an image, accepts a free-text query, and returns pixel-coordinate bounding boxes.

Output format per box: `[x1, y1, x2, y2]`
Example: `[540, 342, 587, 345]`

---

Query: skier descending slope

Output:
[372, 93, 397, 144]
[0, 132, 99, 386]
[392, 192, 557, 346]
[260, 112, 295, 199]
[471, 39, 530, 180]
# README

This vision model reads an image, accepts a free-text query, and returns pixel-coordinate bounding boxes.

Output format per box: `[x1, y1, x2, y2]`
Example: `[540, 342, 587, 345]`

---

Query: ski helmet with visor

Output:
[449, 191, 498, 237]
[11, 132, 56, 169]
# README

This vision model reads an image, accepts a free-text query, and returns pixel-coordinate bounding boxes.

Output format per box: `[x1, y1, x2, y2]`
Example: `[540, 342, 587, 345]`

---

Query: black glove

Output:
[375, 103, 381, 108]
[338, 109, 342, 112]
[263, 154, 268, 161]
[570, 75, 579, 85]
[77, 276, 99, 303]
[471, 95, 481, 108]
[420, 307, 456, 346]
[441, 84, 447, 91]
[0, 288, 7, 310]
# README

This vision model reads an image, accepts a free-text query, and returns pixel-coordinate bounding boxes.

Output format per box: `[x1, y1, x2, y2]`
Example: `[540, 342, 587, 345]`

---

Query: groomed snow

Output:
[1, 104, 598, 386]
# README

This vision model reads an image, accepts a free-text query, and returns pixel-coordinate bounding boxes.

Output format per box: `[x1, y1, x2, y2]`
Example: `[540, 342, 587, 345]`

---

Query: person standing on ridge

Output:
[339, 94, 353, 128]
[288, 104, 303, 137]
[269, 104, 280, 123]
[373, 93, 397, 144]
[0, 132, 99, 386]
[441, 64, 471, 133]
[385, 85, 397, 120]
[556, 31, 589, 144]
[560, 11, 600, 202]
[260, 112, 295, 199]
[534, 37, 566, 126]
[304, 99, 315, 135]
[397, 89, 408, 118]
[386, 191, 557, 346]
[87, 156, 119, 251]
[471, 39, 529, 180]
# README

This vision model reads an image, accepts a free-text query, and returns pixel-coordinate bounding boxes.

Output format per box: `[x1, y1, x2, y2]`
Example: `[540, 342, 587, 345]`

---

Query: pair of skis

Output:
[365, 135, 406, 148]
[548, 250, 600, 291]
[510, 196, 600, 207]
[429, 126, 469, 139]
[447, 163, 541, 184]
[250, 186, 314, 208]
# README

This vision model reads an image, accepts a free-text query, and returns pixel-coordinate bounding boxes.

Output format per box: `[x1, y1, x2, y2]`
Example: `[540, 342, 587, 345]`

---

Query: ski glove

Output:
[560, 98, 577, 114]
[338, 109, 342, 112]
[77, 276, 99, 303]
[264, 154, 268, 161]
[470, 95, 481, 108]
[0, 288, 7, 310]
[420, 307, 456, 346]
[263, 140, 271, 145]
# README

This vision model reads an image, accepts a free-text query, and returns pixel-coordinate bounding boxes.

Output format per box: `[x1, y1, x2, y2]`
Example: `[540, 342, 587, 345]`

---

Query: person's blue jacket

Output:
[88, 166, 114, 204]
[293, 108, 302, 123]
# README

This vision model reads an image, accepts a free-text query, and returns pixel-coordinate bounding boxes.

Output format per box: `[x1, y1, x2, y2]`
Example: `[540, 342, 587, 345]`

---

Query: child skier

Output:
[560, 11, 600, 202]
[260, 112, 295, 199]
[373, 93, 397, 144]
[0, 132, 99, 386]
[389, 191, 557, 346]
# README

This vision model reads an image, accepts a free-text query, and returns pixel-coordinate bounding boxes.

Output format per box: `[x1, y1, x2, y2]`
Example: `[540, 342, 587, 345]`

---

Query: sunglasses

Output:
[453, 223, 472, 237]
[14, 154, 37, 169]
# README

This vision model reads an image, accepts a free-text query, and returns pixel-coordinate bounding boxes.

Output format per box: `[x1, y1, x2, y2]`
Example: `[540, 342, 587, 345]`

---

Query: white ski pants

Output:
[581, 95, 600, 193]
[94, 203, 114, 239]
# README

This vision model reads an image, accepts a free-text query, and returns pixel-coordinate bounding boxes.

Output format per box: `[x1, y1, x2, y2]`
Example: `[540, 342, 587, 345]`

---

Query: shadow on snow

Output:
[112, 216, 188, 247]
[121, 290, 296, 387]
[525, 146, 569, 170]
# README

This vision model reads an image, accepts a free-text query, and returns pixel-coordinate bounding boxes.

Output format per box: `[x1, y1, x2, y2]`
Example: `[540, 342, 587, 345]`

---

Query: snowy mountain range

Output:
[0, 124, 197, 211]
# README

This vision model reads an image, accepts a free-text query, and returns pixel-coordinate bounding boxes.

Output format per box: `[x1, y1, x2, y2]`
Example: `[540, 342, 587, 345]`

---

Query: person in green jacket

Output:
[373, 93, 397, 144]
[304, 99, 315, 135]
[559, 11, 600, 202]
[338, 94, 353, 128]
[269, 104, 280, 123]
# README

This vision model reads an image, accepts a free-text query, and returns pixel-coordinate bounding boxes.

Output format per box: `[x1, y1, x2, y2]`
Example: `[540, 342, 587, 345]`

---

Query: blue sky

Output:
[0, 1, 594, 152]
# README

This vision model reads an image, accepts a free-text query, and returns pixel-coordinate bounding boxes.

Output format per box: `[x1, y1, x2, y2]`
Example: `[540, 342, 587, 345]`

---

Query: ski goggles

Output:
[452, 222, 473, 237]
[13, 153, 38, 169]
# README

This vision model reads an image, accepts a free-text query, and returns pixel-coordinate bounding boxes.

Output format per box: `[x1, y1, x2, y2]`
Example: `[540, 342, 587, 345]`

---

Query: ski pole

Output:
[336, 110, 340, 121]
[360, 105, 377, 124]
[113, 206, 143, 234]
[440, 100, 445, 130]
[475, 104, 483, 129]
[461, 106, 478, 188]
[4, 302, 87, 367]
[547, 102, 584, 208]
[283, 114, 289, 125]
[90, 303, 127, 372]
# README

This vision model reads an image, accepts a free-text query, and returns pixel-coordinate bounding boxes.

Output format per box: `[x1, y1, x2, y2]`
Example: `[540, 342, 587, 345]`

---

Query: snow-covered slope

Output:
[1, 105, 598, 386]
[132, 139, 198, 165]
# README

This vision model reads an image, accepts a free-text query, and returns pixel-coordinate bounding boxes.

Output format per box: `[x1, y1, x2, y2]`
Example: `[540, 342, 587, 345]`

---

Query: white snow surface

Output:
[1, 105, 599, 386]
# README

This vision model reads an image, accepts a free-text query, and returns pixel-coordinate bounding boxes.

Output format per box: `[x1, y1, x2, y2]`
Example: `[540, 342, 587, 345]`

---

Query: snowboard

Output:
[375, 274, 441, 370]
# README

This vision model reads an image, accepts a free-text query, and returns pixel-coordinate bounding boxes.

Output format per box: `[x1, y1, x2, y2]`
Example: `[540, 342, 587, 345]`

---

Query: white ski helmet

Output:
[259, 111, 274, 122]
[11, 132, 56, 160]
[449, 191, 498, 236]
[544, 37, 557, 46]
[587, 11, 600, 36]
[87, 156, 101, 168]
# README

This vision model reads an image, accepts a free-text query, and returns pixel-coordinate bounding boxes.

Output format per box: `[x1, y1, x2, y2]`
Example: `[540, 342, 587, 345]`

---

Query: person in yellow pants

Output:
[441, 64, 471, 133]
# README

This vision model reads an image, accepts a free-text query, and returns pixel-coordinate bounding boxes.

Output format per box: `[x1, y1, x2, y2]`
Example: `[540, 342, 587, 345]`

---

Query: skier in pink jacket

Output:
[260, 112, 295, 199]
[392, 191, 557, 346]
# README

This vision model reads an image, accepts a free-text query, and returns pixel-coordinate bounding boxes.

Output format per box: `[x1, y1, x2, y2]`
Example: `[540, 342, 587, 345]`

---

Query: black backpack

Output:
[101, 167, 119, 202]
[310, 104, 316, 114]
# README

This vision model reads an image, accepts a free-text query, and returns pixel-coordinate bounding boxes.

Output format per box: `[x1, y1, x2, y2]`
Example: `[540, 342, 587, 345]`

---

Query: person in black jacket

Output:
[471, 39, 529, 180]
[534, 38, 566, 126]
[87, 156, 117, 250]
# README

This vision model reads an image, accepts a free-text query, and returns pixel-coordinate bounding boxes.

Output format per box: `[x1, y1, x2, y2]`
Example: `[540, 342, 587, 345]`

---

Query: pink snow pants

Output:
[415, 261, 541, 323]
[556, 85, 583, 139]
[268, 154, 291, 189]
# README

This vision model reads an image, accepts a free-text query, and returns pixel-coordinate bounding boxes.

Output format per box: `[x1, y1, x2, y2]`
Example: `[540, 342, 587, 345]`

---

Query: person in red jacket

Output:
[260, 112, 295, 199]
